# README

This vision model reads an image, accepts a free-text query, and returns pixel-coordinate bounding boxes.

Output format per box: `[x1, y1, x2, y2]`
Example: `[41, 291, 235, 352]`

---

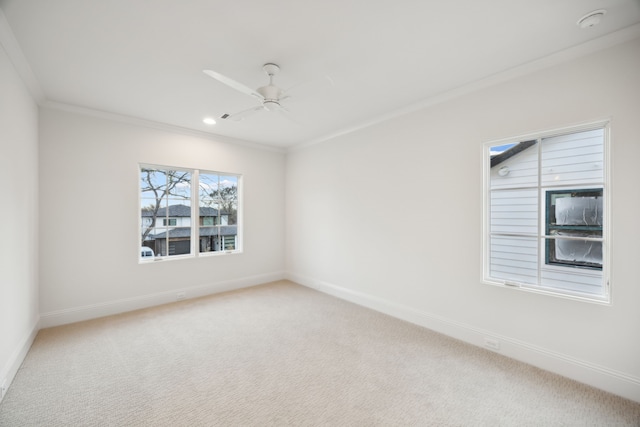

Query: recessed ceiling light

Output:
[203, 117, 216, 125]
[577, 9, 606, 29]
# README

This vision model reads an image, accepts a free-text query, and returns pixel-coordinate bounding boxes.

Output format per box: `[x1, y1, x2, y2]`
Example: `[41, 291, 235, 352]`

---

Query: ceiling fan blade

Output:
[203, 69, 264, 100]
[221, 105, 265, 121]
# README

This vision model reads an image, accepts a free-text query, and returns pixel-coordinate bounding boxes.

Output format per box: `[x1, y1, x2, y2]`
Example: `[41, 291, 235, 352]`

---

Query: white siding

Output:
[490, 189, 538, 235]
[490, 147, 538, 190]
[541, 128, 604, 186]
[489, 235, 538, 284]
[540, 267, 603, 296]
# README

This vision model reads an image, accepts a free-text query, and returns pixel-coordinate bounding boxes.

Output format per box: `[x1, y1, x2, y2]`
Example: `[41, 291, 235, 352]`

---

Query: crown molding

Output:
[42, 100, 286, 153]
[0, 8, 45, 103]
[291, 23, 640, 152]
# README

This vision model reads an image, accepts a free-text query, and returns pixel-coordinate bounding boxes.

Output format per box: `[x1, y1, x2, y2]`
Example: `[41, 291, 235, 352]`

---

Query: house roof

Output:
[141, 204, 223, 217]
[151, 226, 237, 239]
[490, 140, 538, 168]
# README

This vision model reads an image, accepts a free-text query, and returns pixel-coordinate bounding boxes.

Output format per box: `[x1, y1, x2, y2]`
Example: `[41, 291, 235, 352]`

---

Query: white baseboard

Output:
[0, 316, 39, 404]
[286, 272, 640, 404]
[40, 271, 286, 328]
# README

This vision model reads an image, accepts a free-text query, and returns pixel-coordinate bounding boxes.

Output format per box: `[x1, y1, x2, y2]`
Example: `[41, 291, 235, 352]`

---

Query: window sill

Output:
[482, 279, 611, 305]
[139, 250, 243, 264]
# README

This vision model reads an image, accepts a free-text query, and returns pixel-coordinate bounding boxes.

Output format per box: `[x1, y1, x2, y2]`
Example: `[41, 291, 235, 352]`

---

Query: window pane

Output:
[167, 170, 191, 200]
[199, 200, 219, 253]
[153, 227, 169, 256]
[489, 141, 539, 190]
[166, 227, 191, 256]
[551, 238, 602, 266]
[199, 172, 220, 226]
[553, 193, 602, 226]
[489, 235, 538, 285]
[540, 267, 604, 297]
[199, 172, 219, 254]
[546, 233, 602, 269]
[140, 168, 167, 199]
[490, 188, 538, 235]
[218, 175, 238, 226]
[198, 227, 216, 253]
[223, 235, 236, 251]
[541, 128, 604, 186]
[199, 172, 219, 207]
[164, 202, 190, 226]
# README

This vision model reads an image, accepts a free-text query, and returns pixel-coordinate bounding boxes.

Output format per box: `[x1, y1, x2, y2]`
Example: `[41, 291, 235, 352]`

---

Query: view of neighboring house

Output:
[141, 204, 237, 256]
[487, 127, 604, 298]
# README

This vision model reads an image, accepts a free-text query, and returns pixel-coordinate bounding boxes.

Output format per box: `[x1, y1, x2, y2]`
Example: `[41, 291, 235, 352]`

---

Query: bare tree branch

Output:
[140, 169, 191, 244]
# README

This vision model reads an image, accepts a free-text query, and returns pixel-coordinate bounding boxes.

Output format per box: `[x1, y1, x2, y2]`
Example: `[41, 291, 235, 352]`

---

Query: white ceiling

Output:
[1, 0, 639, 149]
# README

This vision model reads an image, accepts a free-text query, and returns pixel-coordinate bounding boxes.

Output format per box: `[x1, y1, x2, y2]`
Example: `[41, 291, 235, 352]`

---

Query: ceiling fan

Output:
[203, 63, 292, 121]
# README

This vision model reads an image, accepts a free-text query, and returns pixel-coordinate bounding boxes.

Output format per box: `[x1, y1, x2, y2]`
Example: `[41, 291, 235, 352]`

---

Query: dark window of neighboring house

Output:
[200, 217, 215, 226]
[545, 189, 603, 270]
[163, 218, 177, 226]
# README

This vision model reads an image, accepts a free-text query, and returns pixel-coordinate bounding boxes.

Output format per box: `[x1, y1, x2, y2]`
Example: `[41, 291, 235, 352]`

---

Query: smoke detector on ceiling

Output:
[577, 9, 606, 29]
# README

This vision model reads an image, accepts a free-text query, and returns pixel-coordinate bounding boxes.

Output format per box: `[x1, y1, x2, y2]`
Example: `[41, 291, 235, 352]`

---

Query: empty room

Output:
[1, 0, 640, 425]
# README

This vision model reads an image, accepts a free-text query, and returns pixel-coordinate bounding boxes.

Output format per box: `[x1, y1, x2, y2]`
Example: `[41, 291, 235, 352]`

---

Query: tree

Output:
[198, 174, 238, 225]
[209, 185, 238, 224]
[140, 168, 191, 244]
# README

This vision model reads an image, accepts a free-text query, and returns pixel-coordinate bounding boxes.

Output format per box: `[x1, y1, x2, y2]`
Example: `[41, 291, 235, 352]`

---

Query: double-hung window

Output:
[139, 165, 241, 261]
[483, 123, 609, 302]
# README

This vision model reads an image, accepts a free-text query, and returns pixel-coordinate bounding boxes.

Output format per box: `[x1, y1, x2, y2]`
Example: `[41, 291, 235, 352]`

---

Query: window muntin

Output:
[140, 165, 241, 261]
[484, 124, 609, 302]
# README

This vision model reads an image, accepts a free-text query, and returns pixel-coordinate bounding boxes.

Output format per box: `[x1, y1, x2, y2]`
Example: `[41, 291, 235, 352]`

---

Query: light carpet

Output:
[1, 280, 639, 426]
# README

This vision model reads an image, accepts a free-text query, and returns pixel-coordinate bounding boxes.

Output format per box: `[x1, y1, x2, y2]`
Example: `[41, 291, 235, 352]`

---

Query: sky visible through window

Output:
[489, 143, 516, 156]
[140, 169, 237, 210]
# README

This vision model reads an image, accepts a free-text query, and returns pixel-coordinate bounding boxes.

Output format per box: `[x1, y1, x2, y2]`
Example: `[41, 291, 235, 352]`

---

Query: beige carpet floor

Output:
[1, 280, 639, 426]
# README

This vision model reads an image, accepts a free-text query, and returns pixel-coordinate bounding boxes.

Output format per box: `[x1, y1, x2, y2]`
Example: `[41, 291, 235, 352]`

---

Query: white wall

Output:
[0, 41, 39, 399]
[286, 38, 640, 401]
[38, 109, 286, 326]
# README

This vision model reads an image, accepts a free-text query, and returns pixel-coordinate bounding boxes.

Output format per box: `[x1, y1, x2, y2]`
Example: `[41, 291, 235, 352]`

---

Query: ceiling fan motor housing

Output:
[263, 100, 281, 111]
[257, 85, 283, 110]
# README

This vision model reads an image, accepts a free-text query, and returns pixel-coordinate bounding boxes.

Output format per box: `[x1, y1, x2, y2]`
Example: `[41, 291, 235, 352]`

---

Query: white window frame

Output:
[482, 121, 611, 303]
[139, 164, 243, 263]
